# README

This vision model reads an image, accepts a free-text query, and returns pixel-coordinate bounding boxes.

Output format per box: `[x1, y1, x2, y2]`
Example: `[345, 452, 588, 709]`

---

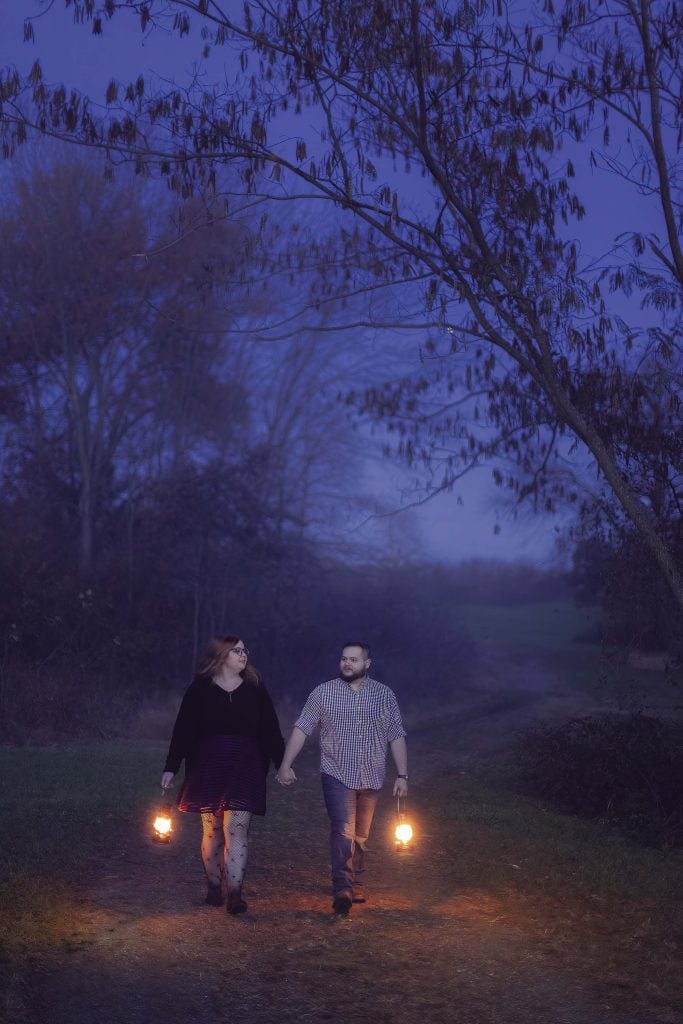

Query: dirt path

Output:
[11, 662, 682, 1024]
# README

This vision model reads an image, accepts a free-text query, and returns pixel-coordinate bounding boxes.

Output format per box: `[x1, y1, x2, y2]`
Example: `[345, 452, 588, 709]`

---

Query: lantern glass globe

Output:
[154, 814, 172, 837]
[395, 821, 413, 844]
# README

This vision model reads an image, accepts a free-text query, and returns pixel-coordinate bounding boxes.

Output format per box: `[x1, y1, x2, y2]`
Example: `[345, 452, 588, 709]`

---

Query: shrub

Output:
[515, 713, 683, 847]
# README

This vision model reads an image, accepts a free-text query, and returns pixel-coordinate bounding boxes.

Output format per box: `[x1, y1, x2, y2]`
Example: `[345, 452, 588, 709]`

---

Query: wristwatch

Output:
[397, 774, 409, 780]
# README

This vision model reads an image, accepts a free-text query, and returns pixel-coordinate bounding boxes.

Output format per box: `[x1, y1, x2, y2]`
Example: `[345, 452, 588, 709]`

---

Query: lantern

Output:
[152, 796, 173, 843]
[394, 795, 414, 852]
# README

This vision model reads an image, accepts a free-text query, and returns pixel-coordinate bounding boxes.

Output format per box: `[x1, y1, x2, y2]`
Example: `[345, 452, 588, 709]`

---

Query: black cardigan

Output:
[164, 678, 285, 776]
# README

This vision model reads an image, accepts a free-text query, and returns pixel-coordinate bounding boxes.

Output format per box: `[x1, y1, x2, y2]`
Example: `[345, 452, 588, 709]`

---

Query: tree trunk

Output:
[556, 388, 683, 614]
[78, 479, 94, 579]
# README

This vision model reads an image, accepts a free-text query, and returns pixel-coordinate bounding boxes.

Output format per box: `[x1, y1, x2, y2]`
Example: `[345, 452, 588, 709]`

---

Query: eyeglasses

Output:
[230, 647, 249, 657]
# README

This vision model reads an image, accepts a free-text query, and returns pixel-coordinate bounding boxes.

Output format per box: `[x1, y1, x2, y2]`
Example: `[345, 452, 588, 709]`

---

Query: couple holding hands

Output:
[161, 637, 408, 918]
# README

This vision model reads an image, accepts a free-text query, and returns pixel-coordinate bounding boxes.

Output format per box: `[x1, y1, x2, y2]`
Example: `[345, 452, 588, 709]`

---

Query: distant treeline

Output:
[0, 514, 566, 743]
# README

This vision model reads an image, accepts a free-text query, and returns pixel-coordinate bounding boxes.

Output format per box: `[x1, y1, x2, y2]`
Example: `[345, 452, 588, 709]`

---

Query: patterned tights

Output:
[200, 810, 251, 892]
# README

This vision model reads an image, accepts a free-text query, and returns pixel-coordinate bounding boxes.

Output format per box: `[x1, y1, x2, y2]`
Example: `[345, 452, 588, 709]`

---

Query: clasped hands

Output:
[276, 765, 297, 786]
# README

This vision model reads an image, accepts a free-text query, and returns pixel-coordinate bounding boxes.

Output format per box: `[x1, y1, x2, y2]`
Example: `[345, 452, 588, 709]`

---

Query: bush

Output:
[0, 659, 145, 744]
[515, 713, 683, 847]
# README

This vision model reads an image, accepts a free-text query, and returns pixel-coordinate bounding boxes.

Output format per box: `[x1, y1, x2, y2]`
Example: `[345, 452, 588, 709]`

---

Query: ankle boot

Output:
[227, 889, 248, 915]
[205, 883, 224, 906]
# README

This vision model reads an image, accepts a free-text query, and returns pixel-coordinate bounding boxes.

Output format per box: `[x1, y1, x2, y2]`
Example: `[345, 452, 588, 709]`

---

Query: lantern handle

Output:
[396, 793, 407, 817]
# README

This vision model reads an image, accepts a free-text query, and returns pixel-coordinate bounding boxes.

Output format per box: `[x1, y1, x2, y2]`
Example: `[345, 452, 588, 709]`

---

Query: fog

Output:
[1, 2, 680, 752]
[0, 2, 566, 565]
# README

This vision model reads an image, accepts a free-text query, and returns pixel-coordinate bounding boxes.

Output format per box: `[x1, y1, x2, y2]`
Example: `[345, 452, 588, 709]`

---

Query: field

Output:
[1, 602, 682, 1024]
[456, 600, 682, 710]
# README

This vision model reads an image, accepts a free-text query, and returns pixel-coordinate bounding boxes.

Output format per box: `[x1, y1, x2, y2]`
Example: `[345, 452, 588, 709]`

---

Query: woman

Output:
[161, 636, 285, 914]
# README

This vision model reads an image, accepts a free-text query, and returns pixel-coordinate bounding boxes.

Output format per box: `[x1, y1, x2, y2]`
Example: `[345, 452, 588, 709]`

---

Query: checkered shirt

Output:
[294, 676, 406, 790]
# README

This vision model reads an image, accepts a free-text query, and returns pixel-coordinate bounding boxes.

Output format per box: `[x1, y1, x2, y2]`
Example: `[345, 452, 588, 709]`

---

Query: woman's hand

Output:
[276, 765, 297, 786]
[161, 771, 174, 791]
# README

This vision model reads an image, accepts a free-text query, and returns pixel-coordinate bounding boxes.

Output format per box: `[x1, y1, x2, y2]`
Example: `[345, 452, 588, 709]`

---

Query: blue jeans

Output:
[321, 773, 381, 898]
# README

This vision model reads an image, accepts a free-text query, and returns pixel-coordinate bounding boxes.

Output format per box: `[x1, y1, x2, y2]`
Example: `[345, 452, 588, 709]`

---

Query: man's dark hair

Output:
[342, 641, 371, 659]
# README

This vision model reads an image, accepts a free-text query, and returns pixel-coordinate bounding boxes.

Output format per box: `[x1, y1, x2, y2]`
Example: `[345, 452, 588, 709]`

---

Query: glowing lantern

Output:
[152, 799, 173, 843]
[395, 818, 414, 845]
[394, 796, 414, 852]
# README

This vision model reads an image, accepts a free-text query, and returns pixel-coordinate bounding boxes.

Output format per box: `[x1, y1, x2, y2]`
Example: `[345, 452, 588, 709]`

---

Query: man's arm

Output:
[276, 726, 308, 785]
[389, 736, 408, 796]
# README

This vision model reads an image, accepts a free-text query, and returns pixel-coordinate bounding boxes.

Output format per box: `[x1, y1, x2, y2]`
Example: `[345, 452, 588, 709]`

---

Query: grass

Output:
[456, 599, 683, 706]
[455, 600, 603, 659]
[1, 596, 679, 955]
[0, 740, 165, 951]
[2, 600, 682, 1021]
[2, 734, 681, 950]
[413, 707, 683, 904]
[2, 727, 682, 1023]
[425, 767, 682, 904]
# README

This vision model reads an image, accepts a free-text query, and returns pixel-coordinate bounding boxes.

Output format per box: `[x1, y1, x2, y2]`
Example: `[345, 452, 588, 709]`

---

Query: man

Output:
[276, 642, 408, 917]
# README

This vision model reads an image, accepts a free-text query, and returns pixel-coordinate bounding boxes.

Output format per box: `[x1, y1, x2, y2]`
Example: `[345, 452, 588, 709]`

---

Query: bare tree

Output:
[0, 155, 251, 576]
[1, 155, 159, 574]
[2, 0, 681, 606]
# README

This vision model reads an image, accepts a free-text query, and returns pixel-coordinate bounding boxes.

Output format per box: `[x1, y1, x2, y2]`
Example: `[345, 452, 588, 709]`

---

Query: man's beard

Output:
[341, 668, 365, 682]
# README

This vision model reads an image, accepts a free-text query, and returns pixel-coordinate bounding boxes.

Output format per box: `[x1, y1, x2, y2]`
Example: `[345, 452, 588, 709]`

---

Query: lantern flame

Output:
[395, 821, 413, 844]
[154, 814, 172, 836]
[152, 803, 173, 843]
[394, 796, 414, 852]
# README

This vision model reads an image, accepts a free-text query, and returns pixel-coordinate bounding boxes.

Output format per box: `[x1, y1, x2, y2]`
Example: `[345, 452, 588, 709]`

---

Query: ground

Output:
[7, 649, 683, 1024]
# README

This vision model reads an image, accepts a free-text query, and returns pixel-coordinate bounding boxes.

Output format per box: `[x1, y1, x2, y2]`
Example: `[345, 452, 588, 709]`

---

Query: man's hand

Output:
[277, 765, 297, 786]
[392, 776, 408, 797]
[161, 771, 174, 790]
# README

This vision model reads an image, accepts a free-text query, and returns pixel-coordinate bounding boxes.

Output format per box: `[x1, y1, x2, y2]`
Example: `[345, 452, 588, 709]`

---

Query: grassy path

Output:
[2, 688, 682, 1024]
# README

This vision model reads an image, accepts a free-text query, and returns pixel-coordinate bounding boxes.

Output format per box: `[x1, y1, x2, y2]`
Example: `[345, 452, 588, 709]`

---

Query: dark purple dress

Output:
[164, 678, 285, 816]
